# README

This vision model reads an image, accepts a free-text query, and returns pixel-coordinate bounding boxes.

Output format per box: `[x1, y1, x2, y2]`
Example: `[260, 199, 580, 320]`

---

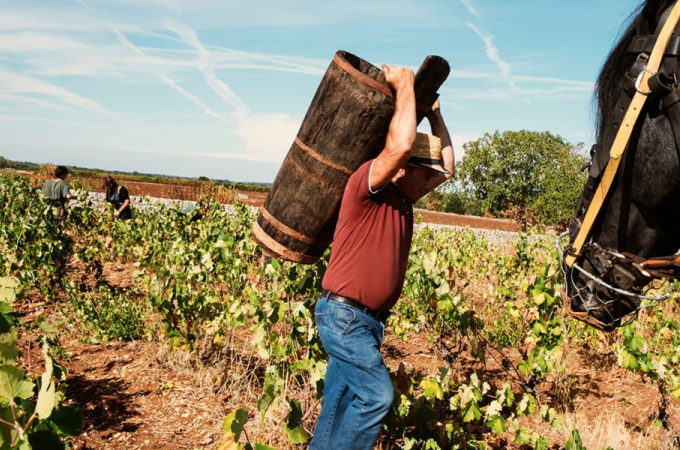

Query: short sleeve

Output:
[119, 186, 130, 201]
[344, 159, 386, 202]
[59, 181, 71, 199]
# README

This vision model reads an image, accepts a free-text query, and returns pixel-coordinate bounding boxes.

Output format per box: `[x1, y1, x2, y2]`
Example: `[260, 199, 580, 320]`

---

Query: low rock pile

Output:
[73, 192, 549, 250]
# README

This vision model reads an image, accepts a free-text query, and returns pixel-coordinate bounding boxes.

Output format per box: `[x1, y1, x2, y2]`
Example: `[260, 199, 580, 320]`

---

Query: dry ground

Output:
[9, 173, 676, 448]
[13, 258, 680, 450]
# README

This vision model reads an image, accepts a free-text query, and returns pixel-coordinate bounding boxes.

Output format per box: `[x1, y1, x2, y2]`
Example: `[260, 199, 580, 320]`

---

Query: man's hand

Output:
[382, 65, 415, 95]
[428, 99, 442, 119]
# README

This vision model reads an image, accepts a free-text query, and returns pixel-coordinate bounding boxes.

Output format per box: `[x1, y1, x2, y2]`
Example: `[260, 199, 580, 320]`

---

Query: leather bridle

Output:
[559, 1, 680, 328]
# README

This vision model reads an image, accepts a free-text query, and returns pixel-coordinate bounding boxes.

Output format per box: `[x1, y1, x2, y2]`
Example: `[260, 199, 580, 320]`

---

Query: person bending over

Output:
[102, 176, 132, 220]
[309, 64, 454, 450]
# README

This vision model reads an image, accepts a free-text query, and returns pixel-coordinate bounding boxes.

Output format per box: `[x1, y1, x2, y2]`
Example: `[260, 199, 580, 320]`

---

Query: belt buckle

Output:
[375, 310, 390, 321]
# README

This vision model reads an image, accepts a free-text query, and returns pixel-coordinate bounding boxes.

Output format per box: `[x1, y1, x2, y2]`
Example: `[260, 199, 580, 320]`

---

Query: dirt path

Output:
[19, 281, 678, 450]
[56, 321, 679, 450]
[66, 340, 224, 450]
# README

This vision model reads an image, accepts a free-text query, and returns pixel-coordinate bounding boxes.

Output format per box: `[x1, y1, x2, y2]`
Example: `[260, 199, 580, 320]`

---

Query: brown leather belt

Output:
[321, 290, 390, 320]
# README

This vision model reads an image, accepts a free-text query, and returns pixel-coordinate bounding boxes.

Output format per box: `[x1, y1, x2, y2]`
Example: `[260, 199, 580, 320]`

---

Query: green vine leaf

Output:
[35, 348, 56, 420]
[0, 280, 18, 304]
[0, 332, 19, 364]
[0, 365, 34, 402]
[222, 408, 249, 443]
[284, 398, 308, 444]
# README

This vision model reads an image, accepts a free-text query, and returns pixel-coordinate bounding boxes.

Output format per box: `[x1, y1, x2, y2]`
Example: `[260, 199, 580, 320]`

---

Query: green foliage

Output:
[62, 283, 146, 341]
[0, 283, 82, 448]
[565, 429, 587, 450]
[0, 176, 73, 295]
[5, 171, 677, 449]
[283, 398, 308, 444]
[453, 130, 587, 227]
[223, 409, 248, 442]
[442, 190, 484, 216]
[219, 408, 286, 450]
[0, 156, 270, 193]
[0, 158, 39, 172]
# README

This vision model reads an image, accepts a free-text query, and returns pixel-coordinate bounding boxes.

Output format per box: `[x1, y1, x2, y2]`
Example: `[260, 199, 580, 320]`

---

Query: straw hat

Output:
[407, 133, 449, 174]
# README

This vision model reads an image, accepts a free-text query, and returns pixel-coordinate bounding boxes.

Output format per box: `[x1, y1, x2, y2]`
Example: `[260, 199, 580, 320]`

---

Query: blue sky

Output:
[0, 0, 642, 183]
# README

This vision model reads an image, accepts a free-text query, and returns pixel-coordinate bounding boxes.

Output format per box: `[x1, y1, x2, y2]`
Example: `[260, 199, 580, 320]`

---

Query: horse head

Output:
[562, 0, 680, 331]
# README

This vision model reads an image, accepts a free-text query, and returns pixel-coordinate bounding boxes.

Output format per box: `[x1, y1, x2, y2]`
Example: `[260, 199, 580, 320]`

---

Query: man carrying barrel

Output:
[310, 65, 454, 449]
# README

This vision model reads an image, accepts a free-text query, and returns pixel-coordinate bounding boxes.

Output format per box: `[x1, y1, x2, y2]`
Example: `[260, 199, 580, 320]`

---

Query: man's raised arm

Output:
[428, 99, 454, 188]
[369, 65, 417, 191]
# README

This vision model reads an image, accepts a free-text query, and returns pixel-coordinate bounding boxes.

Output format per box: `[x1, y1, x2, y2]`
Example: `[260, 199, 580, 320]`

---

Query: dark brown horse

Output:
[561, 0, 680, 331]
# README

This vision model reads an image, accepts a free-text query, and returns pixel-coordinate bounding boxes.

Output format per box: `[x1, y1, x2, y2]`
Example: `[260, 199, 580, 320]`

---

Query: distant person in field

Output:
[310, 66, 454, 450]
[41, 165, 77, 220]
[180, 199, 209, 222]
[102, 176, 132, 220]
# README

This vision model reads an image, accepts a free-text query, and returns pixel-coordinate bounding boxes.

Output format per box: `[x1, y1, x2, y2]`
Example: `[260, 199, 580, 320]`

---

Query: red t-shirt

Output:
[322, 159, 414, 312]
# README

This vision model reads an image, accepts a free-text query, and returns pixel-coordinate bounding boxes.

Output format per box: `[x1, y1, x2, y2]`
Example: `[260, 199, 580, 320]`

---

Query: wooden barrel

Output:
[253, 50, 450, 264]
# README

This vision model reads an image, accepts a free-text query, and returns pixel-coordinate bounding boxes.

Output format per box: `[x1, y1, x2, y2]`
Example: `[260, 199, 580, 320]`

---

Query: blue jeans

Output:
[309, 294, 393, 450]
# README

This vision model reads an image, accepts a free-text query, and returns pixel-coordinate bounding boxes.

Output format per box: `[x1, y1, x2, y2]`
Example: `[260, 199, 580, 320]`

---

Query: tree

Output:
[453, 130, 588, 228]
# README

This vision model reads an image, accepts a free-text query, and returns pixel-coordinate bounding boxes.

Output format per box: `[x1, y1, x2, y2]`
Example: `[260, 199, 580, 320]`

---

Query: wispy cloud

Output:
[154, 0, 182, 13]
[233, 113, 300, 162]
[162, 19, 310, 161]
[113, 29, 232, 125]
[440, 101, 465, 110]
[0, 0, 599, 174]
[443, 86, 591, 103]
[164, 19, 250, 116]
[0, 69, 109, 113]
[159, 75, 232, 125]
[0, 93, 77, 112]
[447, 69, 593, 88]
[0, 33, 86, 51]
[467, 23, 517, 90]
[460, 0, 481, 18]
[0, 114, 39, 122]
[441, 65, 593, 105]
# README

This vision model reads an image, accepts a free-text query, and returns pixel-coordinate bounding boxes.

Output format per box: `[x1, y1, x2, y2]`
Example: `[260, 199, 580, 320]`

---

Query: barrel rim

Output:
[334, 50, 433, 114]
[253, 221, 320, 265]
[260, 207, 332, 246]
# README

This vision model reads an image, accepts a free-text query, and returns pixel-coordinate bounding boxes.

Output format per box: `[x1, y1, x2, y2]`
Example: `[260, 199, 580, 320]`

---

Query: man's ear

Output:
[392, 166, 407, 182]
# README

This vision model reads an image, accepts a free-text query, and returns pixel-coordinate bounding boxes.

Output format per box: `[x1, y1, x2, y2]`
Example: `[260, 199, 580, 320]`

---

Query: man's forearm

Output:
[386, 88, 417, 161]
[429, 113, 454, 175]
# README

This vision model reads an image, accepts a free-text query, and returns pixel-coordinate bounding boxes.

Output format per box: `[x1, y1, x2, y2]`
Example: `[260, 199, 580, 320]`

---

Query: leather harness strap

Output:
[566, 1, 680, 268]
[627, 35, 680, 56]
[641, 254, 680, 276]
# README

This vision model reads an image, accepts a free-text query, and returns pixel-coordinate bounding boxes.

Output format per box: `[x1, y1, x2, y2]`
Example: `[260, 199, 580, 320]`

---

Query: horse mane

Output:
[595, 0, 676, 150]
